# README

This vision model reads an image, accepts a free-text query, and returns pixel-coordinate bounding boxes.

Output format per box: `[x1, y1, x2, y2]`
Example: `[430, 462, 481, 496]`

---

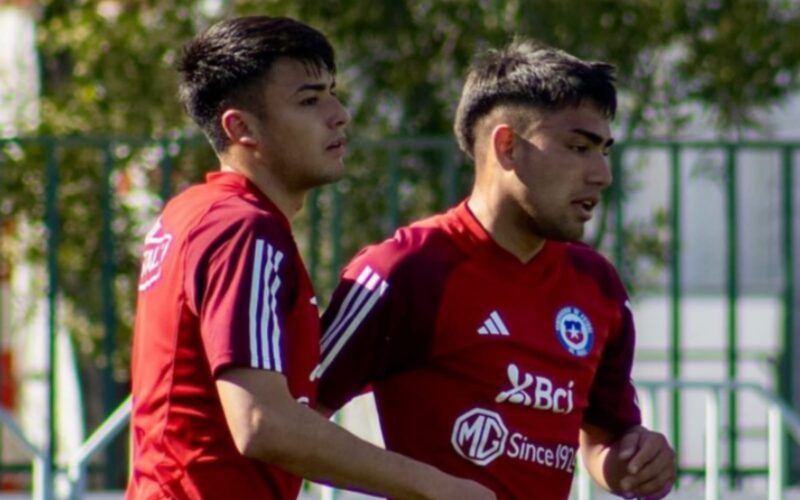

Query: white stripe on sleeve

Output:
[314, 278, 388, 379]
[259, 243, 274, 369]
[320, 267, 383, 352]
[320, 266, 375, 349]
[269, 251, 284, 372]
[248, 240, 265, 368]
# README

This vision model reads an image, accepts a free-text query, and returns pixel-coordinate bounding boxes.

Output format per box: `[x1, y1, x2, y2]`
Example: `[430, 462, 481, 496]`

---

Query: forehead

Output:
[264, 57, 334, 94]
[528, 102, 612, 140]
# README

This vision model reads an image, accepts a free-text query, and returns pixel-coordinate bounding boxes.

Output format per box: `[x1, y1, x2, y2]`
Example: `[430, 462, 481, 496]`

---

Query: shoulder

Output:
[171, 189, 296, 267]
[204, 197, 291, 245]
[346, 213, 465, 282]
[561, 241, 627, 300]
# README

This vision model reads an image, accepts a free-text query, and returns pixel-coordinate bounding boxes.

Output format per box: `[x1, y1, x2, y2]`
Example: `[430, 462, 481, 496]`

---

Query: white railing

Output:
[2, 380, 799, 499]
[64, 395, 132, 499]
[0, 406, 48, 500]
[576, 379, 800, 500]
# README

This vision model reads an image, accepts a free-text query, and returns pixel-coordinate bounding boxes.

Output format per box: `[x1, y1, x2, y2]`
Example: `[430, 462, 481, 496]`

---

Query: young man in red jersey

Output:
[315, 40, 676, 499]
[127, 16, 495, 500]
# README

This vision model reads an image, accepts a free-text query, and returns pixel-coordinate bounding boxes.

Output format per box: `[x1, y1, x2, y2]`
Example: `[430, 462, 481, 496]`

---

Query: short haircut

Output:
[177, 16, 336, 153]
[453, 39, 617, 160]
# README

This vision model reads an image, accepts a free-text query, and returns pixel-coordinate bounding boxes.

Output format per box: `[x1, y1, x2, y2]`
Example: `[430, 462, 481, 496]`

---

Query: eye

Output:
[569, 145, 589, 154]
[300, 96, 319, 106]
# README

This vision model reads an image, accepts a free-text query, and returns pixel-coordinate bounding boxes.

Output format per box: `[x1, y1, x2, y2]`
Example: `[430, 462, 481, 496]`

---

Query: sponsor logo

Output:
[555, 306, 594, 357]
[496, 364, 575, 415]
[138, 218, 173, 291]
[451, 407, 577, 472]
[477, 310, 510, 336]
[451, 408, 509, 466]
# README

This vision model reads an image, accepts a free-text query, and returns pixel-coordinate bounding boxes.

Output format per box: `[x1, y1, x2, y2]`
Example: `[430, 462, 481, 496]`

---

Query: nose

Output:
[587, 155, 612, 188]
[329, 97, 350, 129]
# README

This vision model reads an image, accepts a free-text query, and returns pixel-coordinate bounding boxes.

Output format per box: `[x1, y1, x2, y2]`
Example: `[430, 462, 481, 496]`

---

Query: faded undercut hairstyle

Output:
[453, 39, 617, 160]
[177, 16, 336, 153]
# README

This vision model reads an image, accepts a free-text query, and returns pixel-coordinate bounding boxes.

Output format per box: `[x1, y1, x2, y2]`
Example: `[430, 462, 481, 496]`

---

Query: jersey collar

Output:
[448, 198, 560, 270]
[205, 171, 291, 230]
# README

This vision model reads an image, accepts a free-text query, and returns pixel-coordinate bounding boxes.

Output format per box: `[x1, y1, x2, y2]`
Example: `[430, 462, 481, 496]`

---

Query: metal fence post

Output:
[100, 144, 121, 488]
[385, 147, 399, 235]
[725, 144, 739, 488]
[782, 146, 800, 483]
[158, 141, 175, 203]
[669, 144, 682, 485]
[43, 140, 59, 500]
[308, 189, 321, 284]
[610, 147, 624, 276]
[330, 184, 343, 284]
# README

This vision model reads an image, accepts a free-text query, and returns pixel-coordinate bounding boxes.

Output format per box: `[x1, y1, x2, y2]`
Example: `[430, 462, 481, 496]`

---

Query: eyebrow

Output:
[572, 128, 615, 148]
[292, 80, 336, 96]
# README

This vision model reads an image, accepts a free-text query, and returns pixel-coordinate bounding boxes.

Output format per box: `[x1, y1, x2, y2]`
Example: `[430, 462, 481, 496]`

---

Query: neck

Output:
[220, 156, 304, 220]
[467, 187, 545, 263]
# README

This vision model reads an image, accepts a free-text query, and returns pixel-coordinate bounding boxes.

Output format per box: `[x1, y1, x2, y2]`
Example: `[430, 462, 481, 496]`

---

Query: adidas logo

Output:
[477, 310, 510, 336]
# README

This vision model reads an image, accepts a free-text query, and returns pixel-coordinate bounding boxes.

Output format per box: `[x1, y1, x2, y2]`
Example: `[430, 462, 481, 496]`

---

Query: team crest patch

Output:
[138, 217, 173, 291]
[555, 306, 594, 357]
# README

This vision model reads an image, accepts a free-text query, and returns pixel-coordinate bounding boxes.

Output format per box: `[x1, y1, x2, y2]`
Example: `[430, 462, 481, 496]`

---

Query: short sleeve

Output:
[315, 227, 460, 411]
[185, 212, 298, 377]
[314, 252, 398, 410]
[583, 285, 642, 434]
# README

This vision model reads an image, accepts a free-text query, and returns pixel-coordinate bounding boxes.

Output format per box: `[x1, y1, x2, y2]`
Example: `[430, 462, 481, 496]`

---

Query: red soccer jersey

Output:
[127, 172, 320, 499]
[316, 200, 640, 500]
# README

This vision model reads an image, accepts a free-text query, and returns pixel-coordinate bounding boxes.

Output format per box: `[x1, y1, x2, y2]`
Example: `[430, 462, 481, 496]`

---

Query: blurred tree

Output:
[2, 2, 800, 475]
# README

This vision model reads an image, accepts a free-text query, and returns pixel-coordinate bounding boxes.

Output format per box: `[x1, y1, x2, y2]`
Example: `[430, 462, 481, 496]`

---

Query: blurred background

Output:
[1, 0, 800, 498]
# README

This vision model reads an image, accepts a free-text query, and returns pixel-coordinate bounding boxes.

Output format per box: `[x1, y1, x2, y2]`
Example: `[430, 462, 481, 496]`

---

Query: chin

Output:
[547, 226, 584, 243]
[308, 168, 345, 189]
[324, 165, 346, 184]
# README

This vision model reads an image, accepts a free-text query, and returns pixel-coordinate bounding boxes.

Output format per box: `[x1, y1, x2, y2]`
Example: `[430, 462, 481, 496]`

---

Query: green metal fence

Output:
[0, 136, 797, 491]
[610, 141, 798, 488]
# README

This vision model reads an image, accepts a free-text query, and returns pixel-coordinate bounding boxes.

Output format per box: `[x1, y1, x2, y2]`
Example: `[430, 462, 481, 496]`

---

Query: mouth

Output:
[571, 196, 599, 221]
[326, 137, 347, 156]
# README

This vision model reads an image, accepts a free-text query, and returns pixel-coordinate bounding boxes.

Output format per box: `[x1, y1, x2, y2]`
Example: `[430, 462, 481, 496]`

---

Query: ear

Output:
[221, 109, 259, 147]
[491, 124, 516, 170]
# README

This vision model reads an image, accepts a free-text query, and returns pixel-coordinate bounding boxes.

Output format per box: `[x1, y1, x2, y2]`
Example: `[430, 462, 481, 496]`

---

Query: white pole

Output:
[319, 485, 335, 500]
[768, 407, 784, 500]
[705, 391, 720, 500]
[577, 457, 594, 500]
[638, 386, 658, 431]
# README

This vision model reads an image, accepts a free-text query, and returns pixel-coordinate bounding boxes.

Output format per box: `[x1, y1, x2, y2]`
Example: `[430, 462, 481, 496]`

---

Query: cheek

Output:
[521, 177, 569, 219]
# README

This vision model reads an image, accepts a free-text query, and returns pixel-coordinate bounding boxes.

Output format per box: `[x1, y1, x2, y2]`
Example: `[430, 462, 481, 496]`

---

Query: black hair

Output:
[454, 39, 617, 160]
[177, 16, 336, 153]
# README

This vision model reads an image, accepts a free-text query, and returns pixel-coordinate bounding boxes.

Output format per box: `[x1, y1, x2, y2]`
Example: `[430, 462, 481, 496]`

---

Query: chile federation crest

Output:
[555, 306, 594, 357]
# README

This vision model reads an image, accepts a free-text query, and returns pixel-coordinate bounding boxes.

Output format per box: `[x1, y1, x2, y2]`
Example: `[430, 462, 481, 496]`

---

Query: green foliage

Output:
[6, 0, 800, 394]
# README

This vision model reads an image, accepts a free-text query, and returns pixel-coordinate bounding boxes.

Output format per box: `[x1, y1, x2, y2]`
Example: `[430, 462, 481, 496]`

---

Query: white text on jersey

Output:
[495, 363, 575, 415]
[451, 407, 577, 472]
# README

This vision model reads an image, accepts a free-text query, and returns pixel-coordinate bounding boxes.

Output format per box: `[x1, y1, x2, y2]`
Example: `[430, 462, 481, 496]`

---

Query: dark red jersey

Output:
[316, 200, 640, 500]
[128, 172, 320, 499]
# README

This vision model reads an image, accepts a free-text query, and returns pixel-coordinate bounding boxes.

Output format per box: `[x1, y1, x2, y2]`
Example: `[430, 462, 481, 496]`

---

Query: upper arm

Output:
[186, 212, 298, 377]
[315, 233, 454, 412]
[315, 261, 396, 410]
[584, 277, 641, 434]
[216, 367, 295, 457]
